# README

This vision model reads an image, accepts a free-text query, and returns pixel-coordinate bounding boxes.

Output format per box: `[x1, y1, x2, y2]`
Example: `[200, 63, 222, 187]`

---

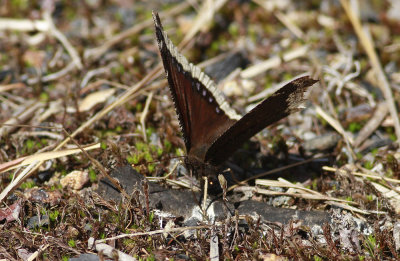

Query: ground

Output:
[1, 0, 400, 260]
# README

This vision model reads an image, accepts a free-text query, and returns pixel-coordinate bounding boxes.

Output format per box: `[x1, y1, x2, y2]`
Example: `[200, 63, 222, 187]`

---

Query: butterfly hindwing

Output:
[205, 76, 318, 165]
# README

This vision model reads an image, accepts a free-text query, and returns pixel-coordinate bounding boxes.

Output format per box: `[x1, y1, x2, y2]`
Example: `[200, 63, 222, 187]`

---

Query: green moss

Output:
[136, 103, 143, 112]
[163, 139, 172, 152]
[313, 256, 322, 261]
[348, 122, 362, 133]
[156, 147, 163, 157]
[40, 92, 49, 102]
[148, 164, 155, 173]
[111, 65, 125, 75]
[228, 23, 239, 37]
[144, 152, 153, 162]
[127, 154, 140, 164]
[371, 148, 378, 156]
[282, 72, 294, 81]
[49, 210, 59, 222]
[115, 125, 122, 133]
[20, 180, 35, 189]
[89, 169, 97, 183]
[11, 0, 29, 12]
[148, 211, 154, 223]
[363, 161, 374, 170]
[175, 148, 183, 157]
[68, 239, 76, 248]
[136, 142, 147, 152]
[26, 139, 35, 150]
[100, 141, 107, 150]
[146, 127, 155, 138]
[123, 238, 136, 247]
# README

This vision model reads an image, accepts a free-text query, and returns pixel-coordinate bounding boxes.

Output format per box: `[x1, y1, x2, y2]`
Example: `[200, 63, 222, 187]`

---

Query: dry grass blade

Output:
[255, 178, 354, 204]
[323, 166, 400, 184]
[256, 178, 371, 214]
[140, 92, 154, 142]
[0, 143, 100, 203]
[325, 201, 371, 215]
[26, 244, 50, 261]
[227, 156, 324, 192]
[240, 45, 309, 79]
[315, 105, 354, 145]
[181, 0, 228, 46]
[0, 143, 100, 174]
[0, 101, 44, 138]
[84, 2, 190, 61]
[274, 11, 305, 39]
[0, 18, 49, 31]
[340, 0, 400, 142]
[353, 102, 389, 148]
[0, 83, 26, 93]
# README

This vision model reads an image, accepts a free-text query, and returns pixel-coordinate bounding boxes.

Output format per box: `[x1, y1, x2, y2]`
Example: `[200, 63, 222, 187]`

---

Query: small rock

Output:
[60, 170, 89, 190]
[393, 222, 400, 251]
[27, 215, 49, 229]
[303, 133, 341, 152]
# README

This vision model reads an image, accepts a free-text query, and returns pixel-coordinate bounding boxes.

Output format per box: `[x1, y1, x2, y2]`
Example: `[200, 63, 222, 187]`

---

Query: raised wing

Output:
[153, 12, 241, 161]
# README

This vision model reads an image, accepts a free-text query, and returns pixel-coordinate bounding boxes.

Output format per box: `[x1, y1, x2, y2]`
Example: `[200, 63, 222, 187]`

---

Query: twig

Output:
[42, 12, 82, 69]
[0, 83, 26, 93]
[27, 61, 77, 85]
[80, 62, 119, 88]
[340, 0, 400, 142]
[94, 225, 211, 243]
[353, 102, 389, 148]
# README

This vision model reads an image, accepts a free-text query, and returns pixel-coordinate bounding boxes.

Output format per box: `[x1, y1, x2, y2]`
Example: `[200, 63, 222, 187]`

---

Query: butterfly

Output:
[153, 12, 318, 186]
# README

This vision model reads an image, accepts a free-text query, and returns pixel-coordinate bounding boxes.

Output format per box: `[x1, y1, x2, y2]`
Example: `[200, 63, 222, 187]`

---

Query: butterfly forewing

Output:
[153, 13, 240, 161]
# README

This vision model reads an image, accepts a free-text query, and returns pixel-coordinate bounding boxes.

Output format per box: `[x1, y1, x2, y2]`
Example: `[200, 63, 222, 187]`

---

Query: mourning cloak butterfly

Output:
[153, 12, 318, 180]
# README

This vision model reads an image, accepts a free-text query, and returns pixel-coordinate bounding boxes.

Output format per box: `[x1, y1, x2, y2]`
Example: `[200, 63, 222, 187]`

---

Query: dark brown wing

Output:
[205, 76, 318, 165]
[153, 12, 240, 161]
